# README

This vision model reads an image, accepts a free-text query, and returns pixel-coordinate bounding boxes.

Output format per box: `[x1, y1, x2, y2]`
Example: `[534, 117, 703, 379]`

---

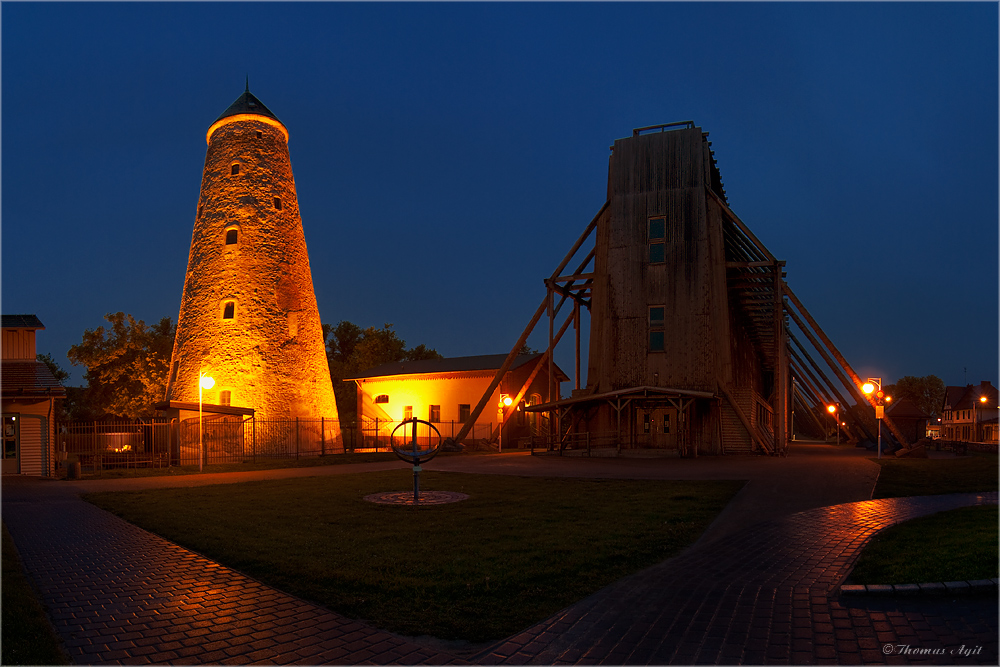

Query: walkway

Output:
[3, 448, 997, 665]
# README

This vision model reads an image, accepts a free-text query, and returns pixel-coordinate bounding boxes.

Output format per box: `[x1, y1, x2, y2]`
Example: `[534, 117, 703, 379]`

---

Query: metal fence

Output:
[59, 416, 504, 471]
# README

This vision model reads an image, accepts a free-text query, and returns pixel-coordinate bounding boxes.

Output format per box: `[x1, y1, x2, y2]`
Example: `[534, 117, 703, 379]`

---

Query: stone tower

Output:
[164, 85, 339, 423]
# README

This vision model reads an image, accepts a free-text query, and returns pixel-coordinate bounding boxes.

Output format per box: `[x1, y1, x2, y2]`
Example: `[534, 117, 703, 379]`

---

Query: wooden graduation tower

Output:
[456, 121, 907, 455]
[163, 85, 339, 424]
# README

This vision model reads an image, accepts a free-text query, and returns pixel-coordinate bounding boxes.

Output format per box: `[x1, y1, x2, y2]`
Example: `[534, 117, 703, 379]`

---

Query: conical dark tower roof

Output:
[213, 81, 282, 125]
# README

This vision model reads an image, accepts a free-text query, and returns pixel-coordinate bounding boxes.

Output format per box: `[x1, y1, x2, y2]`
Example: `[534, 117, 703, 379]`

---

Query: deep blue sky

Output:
[3, 2, 997, 391]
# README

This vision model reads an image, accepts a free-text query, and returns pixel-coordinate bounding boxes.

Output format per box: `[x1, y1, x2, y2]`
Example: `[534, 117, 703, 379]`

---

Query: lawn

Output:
[848, 505, 998, 585]
[2, 524, 69, 665]
[86, 471, 743, 643]
[870, 452, 998, 499]
[69, 451, 405, 479]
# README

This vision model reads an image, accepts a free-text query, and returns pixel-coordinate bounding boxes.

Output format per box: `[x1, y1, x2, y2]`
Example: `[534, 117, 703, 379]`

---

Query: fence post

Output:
[375, 418, 379, 451]
[253, 416, 257, 463]
[93, 420, 100, 475]
[296, 417, 300, 459]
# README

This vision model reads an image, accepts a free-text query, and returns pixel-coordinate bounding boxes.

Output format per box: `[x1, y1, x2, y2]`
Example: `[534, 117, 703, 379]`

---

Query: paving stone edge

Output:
[841, 578, 999, 597]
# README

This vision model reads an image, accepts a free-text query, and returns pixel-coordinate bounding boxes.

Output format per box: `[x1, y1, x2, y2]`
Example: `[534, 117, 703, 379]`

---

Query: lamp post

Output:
[498, 394, 512, 452]
[827, 404, 840, 445]
[199, 372, 215, 472]
[862, 378, 883, 459]
[974, 395, 987, 443]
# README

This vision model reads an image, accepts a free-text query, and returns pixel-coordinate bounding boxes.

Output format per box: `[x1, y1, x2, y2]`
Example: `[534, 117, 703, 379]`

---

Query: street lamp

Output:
[497, 394, 512, 452]
[199, 372, 215, 472]
[827, 404, 840, 445]
[974, 395, 987, 443]
[862, 377, 884, 459]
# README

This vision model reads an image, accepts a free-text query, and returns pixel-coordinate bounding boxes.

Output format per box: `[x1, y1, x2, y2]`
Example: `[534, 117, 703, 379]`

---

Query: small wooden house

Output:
[345, 354, 567, 447]
[2, 315, 66, 475]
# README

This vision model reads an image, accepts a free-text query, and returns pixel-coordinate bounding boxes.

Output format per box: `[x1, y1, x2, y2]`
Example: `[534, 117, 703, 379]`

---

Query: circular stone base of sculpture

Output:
[364, 491, 470, 506]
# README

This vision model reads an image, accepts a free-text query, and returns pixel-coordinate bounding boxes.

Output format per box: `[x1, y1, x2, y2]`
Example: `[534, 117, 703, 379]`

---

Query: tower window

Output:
[256, 131, 262, 139]
[222, 301, 236, 320]
[648, 216, 667, 264]
[274, 197, 282, 210]
[198, 205, 204, 219]
[225, 228, 238, 245]
[374, 394, 389, 404]
[649, 305, 665, 351]
[219, 390, 231, 407]
[231, 163, 240, 175]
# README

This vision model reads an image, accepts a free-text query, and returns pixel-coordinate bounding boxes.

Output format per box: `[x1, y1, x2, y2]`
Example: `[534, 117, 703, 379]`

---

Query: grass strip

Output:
[86, 470, 743, 643]
[2, 524, 70, 665]
[870, 453, 998, 499]
[848, 505, 998, 585]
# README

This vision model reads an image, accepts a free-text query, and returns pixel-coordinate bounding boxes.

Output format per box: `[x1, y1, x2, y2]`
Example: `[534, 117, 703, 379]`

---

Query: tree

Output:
[66, 313, 175, 420]
[36, 353, 69, 384]
[883, 375, 946, 418]
[324, 321, 442, 419]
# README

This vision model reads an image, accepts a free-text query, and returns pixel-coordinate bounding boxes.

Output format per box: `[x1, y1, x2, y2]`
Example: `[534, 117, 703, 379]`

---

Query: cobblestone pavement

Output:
[3, 463, 997, 665]
[472, 492, 998, 666]
[3, 478, 462, 665]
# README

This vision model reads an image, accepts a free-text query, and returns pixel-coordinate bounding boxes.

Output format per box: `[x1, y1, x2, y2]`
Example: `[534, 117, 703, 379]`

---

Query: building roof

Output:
[213, 83, 282, 125]
[345, 353, 568, 381]
[943, 382, 998, 411]
[1, 314, 45, 329]
[885, 396, 929, 419]
[1, 361, 66, 395]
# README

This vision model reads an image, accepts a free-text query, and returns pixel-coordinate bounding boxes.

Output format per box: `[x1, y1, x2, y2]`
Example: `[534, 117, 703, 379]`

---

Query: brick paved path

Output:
[3, 475, 997, 665]
[2, 478, 462, 665]
[473, 492, 998, 665]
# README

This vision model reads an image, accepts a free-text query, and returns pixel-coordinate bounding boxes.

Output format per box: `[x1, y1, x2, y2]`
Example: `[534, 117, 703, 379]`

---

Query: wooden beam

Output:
[450, 201, 608, 446]
[500, 309, 576, 428]
[552, 272, 595, 283]
[707, 187, 777, 262]
[784, 285, 910, 447]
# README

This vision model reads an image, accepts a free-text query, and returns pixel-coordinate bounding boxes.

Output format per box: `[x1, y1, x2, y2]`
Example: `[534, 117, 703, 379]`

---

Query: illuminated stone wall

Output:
[165, 101, 339, 423]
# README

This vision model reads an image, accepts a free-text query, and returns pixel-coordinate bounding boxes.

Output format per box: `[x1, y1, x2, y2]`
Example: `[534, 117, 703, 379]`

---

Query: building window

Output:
[219, 390, 231, 407]
[256, 131, 262, 139]
[222, 301, 236, 320]
[648, 216, 667, 263]
[649, 305, 665, 351]
[374, 395, 389, 404]
[459, 404, 471, 422]
[403, 406, 413, 421]
[274, 197, 282, 210]
[231, 163, 240, 175]
[225, 228, 238, 245]
[429, 405, 441, 422]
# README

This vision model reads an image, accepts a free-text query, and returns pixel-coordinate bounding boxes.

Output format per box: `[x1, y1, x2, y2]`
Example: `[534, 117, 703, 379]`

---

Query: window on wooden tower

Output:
[648, 216, 667, 263]
[231, 163, 240, 175]
[222, 301, 236, 320]
[649, 305, 665, 351]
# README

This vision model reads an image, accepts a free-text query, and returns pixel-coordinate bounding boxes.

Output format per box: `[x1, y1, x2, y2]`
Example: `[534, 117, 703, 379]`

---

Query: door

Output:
[3, 414, 19, 474]
[637, 408, 678, 449]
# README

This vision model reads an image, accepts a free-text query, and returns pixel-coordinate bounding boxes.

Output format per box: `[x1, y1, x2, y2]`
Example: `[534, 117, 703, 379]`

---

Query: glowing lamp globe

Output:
[862, 382, 875, 395]
[200, 375, 216, 390]
[827, 405, 836, 414]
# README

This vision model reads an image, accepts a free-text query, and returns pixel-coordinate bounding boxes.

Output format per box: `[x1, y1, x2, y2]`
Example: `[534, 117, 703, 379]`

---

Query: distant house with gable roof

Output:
[940, 381, 998, 444]
[2, 315, 67, 475]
